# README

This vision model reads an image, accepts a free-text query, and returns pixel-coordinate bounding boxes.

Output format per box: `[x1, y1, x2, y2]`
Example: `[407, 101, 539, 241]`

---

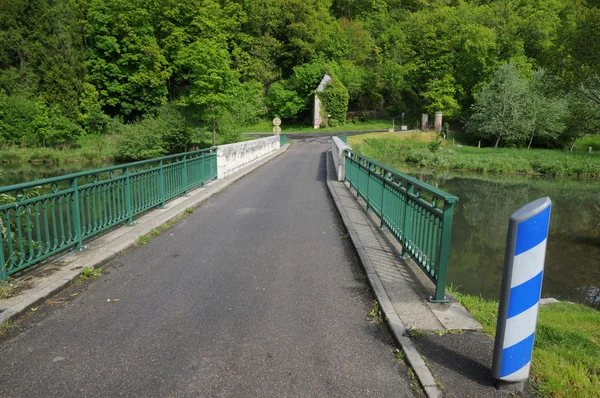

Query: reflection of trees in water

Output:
[417, 172, 600, 307]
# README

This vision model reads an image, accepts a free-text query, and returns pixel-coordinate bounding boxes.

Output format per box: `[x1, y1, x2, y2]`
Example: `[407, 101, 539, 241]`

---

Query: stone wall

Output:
[217, 136, 280, 179]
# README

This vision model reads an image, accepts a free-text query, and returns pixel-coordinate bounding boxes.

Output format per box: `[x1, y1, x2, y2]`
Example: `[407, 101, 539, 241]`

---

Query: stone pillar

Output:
[421, 113, 429, 131]
[435, 111, 443, 133]
[313, 95, 322, 128]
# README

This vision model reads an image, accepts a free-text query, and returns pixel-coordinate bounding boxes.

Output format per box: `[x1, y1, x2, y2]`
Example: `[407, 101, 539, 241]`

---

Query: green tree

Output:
[176, 38, 235, 145]
[467, 63, 529, 148]
[84, 0, 170, 119]
[525, 69, 567, 149]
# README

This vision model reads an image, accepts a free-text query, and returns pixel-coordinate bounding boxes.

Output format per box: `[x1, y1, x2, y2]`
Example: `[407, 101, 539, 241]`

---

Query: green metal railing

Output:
[345, 150, 458, 302]
[280, 134, 287, 146]
[0, 148, 217, 280]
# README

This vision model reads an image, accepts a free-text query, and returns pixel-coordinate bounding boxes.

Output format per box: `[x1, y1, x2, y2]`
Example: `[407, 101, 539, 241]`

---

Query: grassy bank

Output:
[451, 289, 600, 397]
[243, 119, 399, 133]
[0, 135, 117, 165]
[348, 132, 600, 178]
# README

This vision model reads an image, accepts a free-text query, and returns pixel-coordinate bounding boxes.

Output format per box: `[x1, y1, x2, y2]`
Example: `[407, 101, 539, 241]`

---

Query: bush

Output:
[0, 90, 37, 144]
[115, 119, 167, 161]
[115, 103, 192, 161]
[156, 104, 191, 153]
[319, 78, 349, 123]
[428, 137, 443, 152]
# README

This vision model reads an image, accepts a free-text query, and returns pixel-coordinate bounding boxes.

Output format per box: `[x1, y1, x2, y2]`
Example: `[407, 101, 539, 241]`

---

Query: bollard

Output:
[492, 197, 551, 392]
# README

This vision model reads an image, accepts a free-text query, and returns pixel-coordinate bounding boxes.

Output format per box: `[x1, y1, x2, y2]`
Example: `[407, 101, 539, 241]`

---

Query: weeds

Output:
[79, 266, 103, 280]
[136, 208, 194, 246]
[0, 281, 14, 299]
[0, 320, 16, 336]
[367, 300, 384, 327]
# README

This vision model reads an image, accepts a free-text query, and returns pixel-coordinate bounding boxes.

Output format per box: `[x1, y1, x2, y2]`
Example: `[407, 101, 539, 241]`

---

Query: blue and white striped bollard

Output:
[492, 197, 552, 391]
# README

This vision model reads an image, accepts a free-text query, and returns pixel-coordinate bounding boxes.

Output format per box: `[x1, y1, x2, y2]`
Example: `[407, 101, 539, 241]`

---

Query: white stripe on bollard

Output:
[492, 197, 551, 391]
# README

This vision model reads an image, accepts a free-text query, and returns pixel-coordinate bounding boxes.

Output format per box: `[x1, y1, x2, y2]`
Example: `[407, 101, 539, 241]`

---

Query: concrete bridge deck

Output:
[0, 144, 418, 397]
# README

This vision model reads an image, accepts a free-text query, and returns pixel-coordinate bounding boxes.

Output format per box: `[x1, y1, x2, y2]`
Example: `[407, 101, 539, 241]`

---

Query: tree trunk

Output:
[527, 133, 534, 150]
[494, 135, 501, 149]
[570, 137, 577, 152]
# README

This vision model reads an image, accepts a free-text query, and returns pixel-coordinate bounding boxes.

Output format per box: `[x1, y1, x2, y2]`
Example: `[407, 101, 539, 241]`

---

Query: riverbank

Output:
[348, 132, 600, 178]
[0, 135, 117, 165]
[243, 118, 400, 133]
[450, 289, 600, 397]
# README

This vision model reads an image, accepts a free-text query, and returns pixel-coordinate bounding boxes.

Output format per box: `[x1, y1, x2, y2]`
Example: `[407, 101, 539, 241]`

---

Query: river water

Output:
[403, 168, 600, 308]
[2, 162, 600, 307]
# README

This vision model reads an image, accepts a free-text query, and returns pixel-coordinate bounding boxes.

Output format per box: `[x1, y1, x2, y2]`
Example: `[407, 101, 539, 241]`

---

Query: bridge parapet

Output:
[217, 136, 281, 179]
[331, 136, 351, 182]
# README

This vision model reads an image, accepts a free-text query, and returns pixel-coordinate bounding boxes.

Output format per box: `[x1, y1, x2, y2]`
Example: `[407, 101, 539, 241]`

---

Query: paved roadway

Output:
[0, 144, 416, 398]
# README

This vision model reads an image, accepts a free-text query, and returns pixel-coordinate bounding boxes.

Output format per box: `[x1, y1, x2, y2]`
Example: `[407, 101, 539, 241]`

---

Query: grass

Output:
[0, 135, 118, 165]
[367, 300, 385, 327]
[79, 266, 103, 280]
[136, 207, 195, 246]
[348, 132, 600, 178]
[450, 288, 600, 397]
[243, 118, 398, 134]
[0, 320, 16, 336]
[0, 281, 14, 299]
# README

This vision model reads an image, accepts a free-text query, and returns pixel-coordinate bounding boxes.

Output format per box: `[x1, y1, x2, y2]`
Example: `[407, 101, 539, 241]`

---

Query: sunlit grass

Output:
[450, 287, 600, 397]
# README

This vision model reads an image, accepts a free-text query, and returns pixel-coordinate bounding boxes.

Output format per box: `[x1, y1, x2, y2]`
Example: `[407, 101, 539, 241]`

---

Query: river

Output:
[402, 167, 600, 308]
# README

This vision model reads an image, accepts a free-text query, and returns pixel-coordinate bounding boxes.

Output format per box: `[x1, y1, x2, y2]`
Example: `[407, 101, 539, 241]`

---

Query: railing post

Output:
[182, 154, 189, 196]
[158, 160, 165, 209]
[71, 178, 84, 250]
[401, 182, 414, 256]
[0, 240, 6, 281]
[379, 172, 386, 230]
[431, 199, 455, 302]
[365, 162, 372, 212]
[124, 168, 134, 226]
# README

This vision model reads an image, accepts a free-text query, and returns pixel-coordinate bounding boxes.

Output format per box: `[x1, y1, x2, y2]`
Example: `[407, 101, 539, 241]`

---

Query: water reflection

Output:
[405, 168, 600, 308]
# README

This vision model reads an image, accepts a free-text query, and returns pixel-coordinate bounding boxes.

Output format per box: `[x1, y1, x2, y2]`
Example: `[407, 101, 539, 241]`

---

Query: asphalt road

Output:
[0, 144, 417, 398]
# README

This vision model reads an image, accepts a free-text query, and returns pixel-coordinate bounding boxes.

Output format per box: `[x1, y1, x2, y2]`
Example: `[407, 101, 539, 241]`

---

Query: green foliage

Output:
[115, 103, 192, 161]
[451, 288, 600, 398]
[115, 119, 167, 161]
[467, 63, 530, 148]
[84, 0, 170, 119]
[266, 82, 305, 119]
[0, 0, 599, 151]
[78, 83, 110, 135]
[79, 267, 103, 280]
[0, 91, 37, 145]
[427, 137, 443, 153]
[319, 78, 349, 124]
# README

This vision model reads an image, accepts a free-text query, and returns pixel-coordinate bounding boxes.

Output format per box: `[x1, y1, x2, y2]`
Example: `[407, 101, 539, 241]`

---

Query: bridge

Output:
[0, 136, 500, 398]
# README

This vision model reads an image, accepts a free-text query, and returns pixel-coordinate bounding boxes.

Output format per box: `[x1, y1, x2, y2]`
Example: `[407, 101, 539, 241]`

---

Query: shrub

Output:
[115, 119, 167, 161]
[320, 78, 349, 124]
[428, 137, 443, 152]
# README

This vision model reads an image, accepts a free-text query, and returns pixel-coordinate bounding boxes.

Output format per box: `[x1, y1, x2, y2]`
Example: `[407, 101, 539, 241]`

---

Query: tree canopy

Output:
[0, 0, 599, 151]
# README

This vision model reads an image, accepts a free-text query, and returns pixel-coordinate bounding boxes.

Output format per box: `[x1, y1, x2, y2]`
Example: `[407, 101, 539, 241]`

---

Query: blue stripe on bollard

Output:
[492, 197, 552, 390]
[514, 206, 550, 255]
[499, 333, 535, 378]
[506, 271, 544, 318]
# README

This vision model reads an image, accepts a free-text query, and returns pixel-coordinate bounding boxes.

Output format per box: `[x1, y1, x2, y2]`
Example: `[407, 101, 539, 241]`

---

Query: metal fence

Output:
[0, 148, 217, 280]
[345, 151, 458, 302]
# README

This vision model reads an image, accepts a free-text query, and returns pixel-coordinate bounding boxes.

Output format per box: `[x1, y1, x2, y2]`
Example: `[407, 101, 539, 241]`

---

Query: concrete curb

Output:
[325, 151, 443, 398]
[0, 144, 290, 325]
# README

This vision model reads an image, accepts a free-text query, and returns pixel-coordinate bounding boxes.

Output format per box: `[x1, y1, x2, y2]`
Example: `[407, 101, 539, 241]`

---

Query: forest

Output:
[1, 0, 599, 159]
